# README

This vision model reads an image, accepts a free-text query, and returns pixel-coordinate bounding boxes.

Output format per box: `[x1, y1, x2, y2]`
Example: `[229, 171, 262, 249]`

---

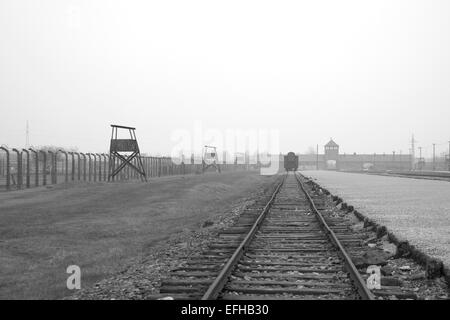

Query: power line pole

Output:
[448, 141, 450, 171]
[433, 143, 436, 171]
[316, 144, 319, 170]
[411, 134, 416, 170]
[418, 146, 422, 171]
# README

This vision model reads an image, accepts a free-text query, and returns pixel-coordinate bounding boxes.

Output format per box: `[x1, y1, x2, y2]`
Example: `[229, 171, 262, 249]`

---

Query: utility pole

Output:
[433, 143, 436, 171]
[411, 134, 416, 170]
[419, 146, 422, 171]
[448, 141, 450, 171]
[316, 144, 319, 170]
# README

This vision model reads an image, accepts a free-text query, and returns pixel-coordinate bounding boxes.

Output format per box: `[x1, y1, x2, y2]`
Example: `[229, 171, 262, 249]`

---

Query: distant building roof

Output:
[325, 139, 339, 148]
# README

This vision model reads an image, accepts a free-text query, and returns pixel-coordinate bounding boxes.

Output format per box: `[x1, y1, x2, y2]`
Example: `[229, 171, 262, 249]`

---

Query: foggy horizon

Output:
[1, 0, 449, 157]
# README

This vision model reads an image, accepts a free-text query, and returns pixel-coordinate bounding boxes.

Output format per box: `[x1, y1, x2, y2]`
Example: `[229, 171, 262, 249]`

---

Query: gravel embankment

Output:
[304, 171, 450, 269]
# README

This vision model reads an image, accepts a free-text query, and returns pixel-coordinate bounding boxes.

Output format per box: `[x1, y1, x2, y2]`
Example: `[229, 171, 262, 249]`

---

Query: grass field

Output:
[0, 171, 276, 299]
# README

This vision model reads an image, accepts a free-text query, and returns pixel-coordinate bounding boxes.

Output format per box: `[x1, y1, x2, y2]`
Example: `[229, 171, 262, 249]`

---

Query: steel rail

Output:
[201, 174, 287, 300]
[295, 172, 375, 300]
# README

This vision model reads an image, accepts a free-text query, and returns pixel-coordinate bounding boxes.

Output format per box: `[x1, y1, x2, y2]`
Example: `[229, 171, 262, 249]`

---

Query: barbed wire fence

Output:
[0, 147, 258, 192]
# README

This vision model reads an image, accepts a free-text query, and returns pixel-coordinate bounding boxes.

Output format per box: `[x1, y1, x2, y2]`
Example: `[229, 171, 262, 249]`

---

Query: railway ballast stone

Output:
[353, 248, 392, 268]
[351, 222, 364, 232]
[381, 277, 404, 287]
[381, 241, 398, 257]
[426, 259, 444, 279]
[381, 265, 394, 276]
[202, 220, 214, 228]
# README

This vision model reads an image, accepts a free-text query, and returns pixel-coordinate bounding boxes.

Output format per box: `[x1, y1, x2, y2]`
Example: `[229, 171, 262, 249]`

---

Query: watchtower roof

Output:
[325, 139, 339, 148]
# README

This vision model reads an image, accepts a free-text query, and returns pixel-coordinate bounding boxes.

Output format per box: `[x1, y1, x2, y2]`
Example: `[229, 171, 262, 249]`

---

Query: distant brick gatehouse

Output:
[296, 139, 411, 171]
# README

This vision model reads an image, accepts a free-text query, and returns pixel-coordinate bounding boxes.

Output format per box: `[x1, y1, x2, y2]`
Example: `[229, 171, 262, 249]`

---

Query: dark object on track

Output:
[284, 152, 299, 172]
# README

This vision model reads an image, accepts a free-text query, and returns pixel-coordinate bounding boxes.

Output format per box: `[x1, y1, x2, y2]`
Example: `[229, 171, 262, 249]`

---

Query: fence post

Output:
[74, 153, 81, 181]
[48, 151, 56, 184]
[96, 153, 102, 182]
[92, 154, 97, 182]
[150, 157, 153, 177]
[69, 152, 75, 181]
[0, 147, 10, 190]
[90, 153, 96, 182]
[58, 150, 69, 183]
[144, 157, 147, 178]
[12, 149, 22, 189]
[22, 149, 30, 188]
[103, 154, 108, 181]
[163, 158, 166, 176]
[29, 148, 38, 187]
[158, 158, 161, 177]
[87, 153, 92, 182]
[81, 153, 87, 181]
[135, 158, 138, 179]
[153, 157, 156, 177]
[39, 150, 47, 185]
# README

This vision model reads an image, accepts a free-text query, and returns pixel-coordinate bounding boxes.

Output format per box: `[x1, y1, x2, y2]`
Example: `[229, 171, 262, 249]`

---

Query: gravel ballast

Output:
[304, 171, 450, 273]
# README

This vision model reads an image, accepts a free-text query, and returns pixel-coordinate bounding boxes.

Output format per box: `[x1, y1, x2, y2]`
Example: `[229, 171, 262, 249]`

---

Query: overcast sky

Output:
[1, 0, 449, 157]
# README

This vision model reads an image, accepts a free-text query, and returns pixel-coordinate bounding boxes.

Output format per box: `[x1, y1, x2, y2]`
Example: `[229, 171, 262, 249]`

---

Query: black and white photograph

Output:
[0, 0, 449, 312]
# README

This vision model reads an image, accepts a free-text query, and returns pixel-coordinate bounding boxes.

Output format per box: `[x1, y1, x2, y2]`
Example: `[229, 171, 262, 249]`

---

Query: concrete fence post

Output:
[145, 157, 148, 177]
[0, 147, 10, 190]
[150, 157, 153, 177]
[48, 151, 56, 184]
[103, 154, 108, 181]
[157, 158, 160, 177]
[80, 153, 86, 181]
[22, 149, 30, 188]
[92, 154, 97, 182]
[87, 153, 92, 182]
[39, 150, 47, 185]
[74, 153, 81, 181]
[91, 153, 97, 182]
[29, 148, 38, 187]
[96, 153, 102, 182]
[58, 150, 69, 183]
[12, 149, 22, 189]
[69, 152, 75, 181]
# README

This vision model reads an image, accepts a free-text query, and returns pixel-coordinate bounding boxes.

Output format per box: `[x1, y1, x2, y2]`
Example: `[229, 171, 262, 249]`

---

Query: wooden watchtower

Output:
[202, 145, 221, 173]
[108, 125, 147, 182]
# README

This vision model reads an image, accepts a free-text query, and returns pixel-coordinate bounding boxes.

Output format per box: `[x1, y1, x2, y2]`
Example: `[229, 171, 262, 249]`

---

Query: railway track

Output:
[158, 172, 377, 300]
[361, 170, 450, 181]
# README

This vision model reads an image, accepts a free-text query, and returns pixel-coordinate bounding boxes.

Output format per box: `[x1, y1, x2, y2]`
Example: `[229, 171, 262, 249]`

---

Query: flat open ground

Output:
[0, 171, 276, 299]
[304, 170, 450, 269]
